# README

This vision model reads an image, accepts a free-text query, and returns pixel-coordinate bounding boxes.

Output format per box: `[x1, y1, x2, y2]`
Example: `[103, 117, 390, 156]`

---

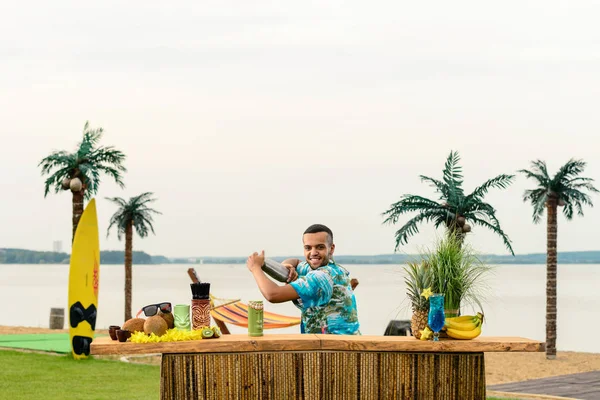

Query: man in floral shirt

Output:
[246, 224, 360, 335]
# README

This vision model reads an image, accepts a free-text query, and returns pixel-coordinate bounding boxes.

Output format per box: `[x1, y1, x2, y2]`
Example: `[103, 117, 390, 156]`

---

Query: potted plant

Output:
[423, 235, 492, 317]
[403, 235, 492, 338]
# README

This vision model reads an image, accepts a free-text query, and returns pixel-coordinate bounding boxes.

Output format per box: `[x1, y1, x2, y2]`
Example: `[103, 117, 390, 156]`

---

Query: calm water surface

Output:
[0, 263, 598, 353]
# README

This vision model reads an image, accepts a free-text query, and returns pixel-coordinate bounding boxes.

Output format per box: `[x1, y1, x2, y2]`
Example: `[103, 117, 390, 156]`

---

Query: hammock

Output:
[210, 294, 301, 329]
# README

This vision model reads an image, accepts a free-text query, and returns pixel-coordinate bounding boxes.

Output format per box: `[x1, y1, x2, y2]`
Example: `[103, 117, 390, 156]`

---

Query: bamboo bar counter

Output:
[91, 334, 544, 400]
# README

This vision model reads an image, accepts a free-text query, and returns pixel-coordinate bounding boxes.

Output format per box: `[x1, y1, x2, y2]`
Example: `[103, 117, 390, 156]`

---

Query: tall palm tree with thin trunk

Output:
[382, 151, 515, 254]
[520, 159, 598, 359]
[106, 192, 161, 321]
[39, 122, 127, 243]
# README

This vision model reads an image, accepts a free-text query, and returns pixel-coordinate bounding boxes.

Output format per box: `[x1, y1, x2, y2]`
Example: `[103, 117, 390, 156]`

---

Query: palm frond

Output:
[95, 165, 126, 189]
[41, 166, 73, 197]
[39, 121, 126, 199]
[552, 159, 586, 186]
[106, 193, 160, 241]
[382, 150, 514, 253]
[561, 188, 594, 219]
[467, 174, 515, 200]
[381, 195, 440, 225]
[562, 197, 574, 219]
[133, 214, 157, 238]
[88, 146, 127, 170]
[106, 209, 128, 240]
[419, 175, 449, 199]
[442, 151, 464, 204]
[81, 121, 103, 148]
[518, 168, 549, 186]
[522, 188, 547, 223]
[469, 216, 515, 255]
[531, 160, 550, 178]
[105, 196, 128, 208]
[570, 182, 600, 193]
[567, 176, 595, 184]
[391, 210, 442, 251]
[38, 151, 73, 174]
[130, 192, 159, 207]
[462, 201, 503, 229]
[522, 158, 598, 224]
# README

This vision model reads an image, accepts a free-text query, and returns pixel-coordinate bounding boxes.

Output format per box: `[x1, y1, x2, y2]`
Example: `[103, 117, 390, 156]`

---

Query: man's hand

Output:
[281, 263, 298, 282]
[247, 250, 265, 273]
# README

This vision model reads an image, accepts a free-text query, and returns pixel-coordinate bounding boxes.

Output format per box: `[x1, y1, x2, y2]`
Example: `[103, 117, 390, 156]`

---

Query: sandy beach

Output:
[2, 325, 599, 386]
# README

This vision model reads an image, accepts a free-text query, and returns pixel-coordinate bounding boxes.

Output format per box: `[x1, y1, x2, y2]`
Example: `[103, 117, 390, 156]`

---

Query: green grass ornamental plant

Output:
[404, 234, 493, 339]
[423, 235, 493, 317]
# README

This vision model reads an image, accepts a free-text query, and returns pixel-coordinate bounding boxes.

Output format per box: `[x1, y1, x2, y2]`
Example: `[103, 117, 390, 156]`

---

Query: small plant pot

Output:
[116, 329, 131, 342]
[108, 325, 121, 341]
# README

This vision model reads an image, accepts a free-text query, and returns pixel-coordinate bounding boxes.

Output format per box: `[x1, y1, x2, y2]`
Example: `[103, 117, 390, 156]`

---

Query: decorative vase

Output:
[174, 304, 191, 331]
[191, 299, 211, 330]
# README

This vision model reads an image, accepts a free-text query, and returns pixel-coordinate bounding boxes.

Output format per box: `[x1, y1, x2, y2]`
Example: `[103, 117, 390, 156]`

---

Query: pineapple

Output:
[403, 262, 432, 339]
[411, 310, 429, 340]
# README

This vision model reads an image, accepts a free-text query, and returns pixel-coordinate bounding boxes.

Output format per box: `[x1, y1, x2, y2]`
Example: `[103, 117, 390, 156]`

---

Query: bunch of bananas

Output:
[443, 312, 484, 340]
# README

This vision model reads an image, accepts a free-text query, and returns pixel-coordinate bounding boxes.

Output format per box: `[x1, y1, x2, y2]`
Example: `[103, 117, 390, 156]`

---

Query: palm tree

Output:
[382, 151, 515, 254]
[520, 159, 598, 359]
[106, 192, 161, 321]
[39, 122, 127, 243]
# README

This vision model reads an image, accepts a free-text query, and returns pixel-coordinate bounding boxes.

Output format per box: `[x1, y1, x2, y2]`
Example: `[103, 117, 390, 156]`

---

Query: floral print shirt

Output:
[289, 260, 360, 335]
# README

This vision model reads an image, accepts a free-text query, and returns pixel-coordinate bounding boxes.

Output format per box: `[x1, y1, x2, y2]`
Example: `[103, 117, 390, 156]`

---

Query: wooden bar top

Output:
[90, 334, 544, 355]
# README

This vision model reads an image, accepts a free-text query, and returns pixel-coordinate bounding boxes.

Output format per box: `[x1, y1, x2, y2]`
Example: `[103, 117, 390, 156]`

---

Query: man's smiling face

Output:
[303, 231, 335, 269]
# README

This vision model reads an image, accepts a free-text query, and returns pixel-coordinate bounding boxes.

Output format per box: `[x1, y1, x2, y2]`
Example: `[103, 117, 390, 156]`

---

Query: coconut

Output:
[457, 216, 466, 226]
[462, 223, 471, 233]
[70, 177, 82, 192]
[158, 310, 174, 329]
[558, 199, 566, 207]
[122, 318, 145, 333]
[144, 315, 168, 336]
[61, 178, 71, 190]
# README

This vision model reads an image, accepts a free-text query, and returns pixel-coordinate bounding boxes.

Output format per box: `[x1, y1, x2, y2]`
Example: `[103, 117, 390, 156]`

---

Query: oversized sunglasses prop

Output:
[136, 302, 172, 318]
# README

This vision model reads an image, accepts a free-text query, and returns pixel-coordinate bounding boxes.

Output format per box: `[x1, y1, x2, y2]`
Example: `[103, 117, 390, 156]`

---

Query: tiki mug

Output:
[174, 304, 191, 331]
[248, 300, 264, 337]
[191, 299, 211, 330]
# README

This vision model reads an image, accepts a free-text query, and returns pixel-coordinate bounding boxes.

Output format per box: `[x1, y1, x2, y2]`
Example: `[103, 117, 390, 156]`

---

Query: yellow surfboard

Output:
[68, 198, 100, 359]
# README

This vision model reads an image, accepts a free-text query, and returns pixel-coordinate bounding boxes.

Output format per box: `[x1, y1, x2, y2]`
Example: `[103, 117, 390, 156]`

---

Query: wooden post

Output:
[49, 308, 65, 329]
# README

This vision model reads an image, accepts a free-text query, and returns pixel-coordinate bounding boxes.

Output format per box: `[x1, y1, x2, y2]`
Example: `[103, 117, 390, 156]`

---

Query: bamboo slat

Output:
[160, 351, 486, 400]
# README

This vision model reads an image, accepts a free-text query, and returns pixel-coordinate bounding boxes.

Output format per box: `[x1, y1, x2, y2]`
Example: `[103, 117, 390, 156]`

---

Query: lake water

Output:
[1, 263, 598, 353]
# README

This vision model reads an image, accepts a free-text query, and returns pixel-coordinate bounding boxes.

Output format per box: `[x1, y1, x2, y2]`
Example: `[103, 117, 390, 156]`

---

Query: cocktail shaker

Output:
[262, 258, 289, 282]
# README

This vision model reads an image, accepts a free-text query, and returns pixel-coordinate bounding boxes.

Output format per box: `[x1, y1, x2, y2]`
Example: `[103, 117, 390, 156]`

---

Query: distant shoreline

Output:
[2, 248, 600, 265]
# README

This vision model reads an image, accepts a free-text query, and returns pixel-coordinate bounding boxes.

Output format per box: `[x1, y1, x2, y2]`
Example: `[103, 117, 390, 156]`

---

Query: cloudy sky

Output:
[1, 1, 599, 258]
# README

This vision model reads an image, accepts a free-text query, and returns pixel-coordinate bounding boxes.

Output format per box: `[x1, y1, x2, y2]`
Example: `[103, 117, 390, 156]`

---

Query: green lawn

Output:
[0, 350, 159, 400]
[0, 350, 520, 400]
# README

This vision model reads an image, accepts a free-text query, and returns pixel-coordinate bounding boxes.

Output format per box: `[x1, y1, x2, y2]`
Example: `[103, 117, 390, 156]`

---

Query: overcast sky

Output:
[1, 1, 599, 258]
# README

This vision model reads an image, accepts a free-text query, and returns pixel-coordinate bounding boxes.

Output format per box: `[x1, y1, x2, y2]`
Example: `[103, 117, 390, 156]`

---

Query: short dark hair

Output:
[303, 224, 333, 246]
